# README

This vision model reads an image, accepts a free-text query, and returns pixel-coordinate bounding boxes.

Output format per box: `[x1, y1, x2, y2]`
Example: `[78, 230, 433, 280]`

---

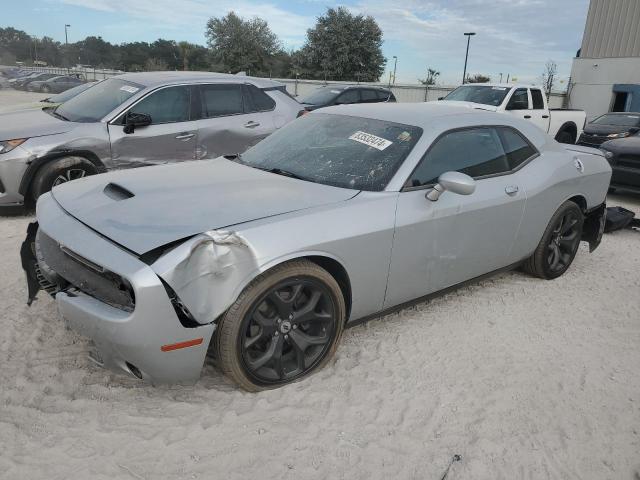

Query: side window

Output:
[200, 84, 244, 118]
[377, 90, 390, 101]
[129, 85, 191, 124]
[407, 127, 509, 187]
[531, 89, 545, 109]
[361, 89, 378, 103]
[499, 127, 537, 170]
[506, 88, 529, 110]
[244, 84, 276, 112]
[337, 89, 360, 104]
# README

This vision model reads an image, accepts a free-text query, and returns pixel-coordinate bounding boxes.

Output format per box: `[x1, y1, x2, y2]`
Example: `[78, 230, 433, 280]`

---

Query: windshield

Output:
[591, 114, 640, 127]
[55, 78, 143, 122]
[444, 85, 510, 106]
[299, 87, 342, 105]
[46, 82, 95, 104]
[239, 113, 422, 191]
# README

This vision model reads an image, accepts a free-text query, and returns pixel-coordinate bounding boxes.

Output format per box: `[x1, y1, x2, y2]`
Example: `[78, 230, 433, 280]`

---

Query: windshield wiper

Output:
[258, 167, 308, 181]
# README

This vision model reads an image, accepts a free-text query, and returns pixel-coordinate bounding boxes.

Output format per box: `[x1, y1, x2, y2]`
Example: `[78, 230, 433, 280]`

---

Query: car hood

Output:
[0, 101, 54, 115]
[0, 108, 73, 140]
[583, 124, 631, 135]
[601, 135, 640, 153]
[436, 100, 499, 112]
[51, 157, 358, 255]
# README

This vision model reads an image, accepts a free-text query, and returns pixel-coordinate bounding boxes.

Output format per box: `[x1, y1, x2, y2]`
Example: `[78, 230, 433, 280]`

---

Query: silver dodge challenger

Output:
[22, 103, 611, 391]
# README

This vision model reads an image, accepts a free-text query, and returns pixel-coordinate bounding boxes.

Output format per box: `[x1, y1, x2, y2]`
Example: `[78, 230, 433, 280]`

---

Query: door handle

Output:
[175, 132, 195, 140]
[524, 115, 531, 119]
[505, 185, 519, 195]
[244, 121, 260, 128]
[542, 115, 549, 119]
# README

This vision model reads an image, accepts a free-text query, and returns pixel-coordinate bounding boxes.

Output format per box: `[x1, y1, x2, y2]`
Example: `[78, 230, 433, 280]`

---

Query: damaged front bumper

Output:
[581, 202, 606, 252]
[21, 193, 216, 384]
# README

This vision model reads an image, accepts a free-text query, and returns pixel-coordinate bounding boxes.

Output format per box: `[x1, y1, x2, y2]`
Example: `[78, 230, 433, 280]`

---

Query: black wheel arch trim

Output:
[18, 150, 106, 196]
[581, 202, 606, 252]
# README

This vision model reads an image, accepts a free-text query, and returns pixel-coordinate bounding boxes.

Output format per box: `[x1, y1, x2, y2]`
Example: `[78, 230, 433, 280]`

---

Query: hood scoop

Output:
[103, 183, 135, 201]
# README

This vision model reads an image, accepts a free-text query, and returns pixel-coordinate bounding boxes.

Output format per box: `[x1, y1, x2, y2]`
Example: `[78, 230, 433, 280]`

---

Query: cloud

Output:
[60, 0, 314, 47]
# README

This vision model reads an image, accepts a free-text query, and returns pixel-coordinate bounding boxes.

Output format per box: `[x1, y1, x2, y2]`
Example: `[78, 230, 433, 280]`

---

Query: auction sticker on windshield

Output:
[349, 131, 393, 151]
[120, 85, 139, 94]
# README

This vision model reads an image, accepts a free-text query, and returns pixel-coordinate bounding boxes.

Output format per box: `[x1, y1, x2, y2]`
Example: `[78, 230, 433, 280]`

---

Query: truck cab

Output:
[441, 83, 586, 144]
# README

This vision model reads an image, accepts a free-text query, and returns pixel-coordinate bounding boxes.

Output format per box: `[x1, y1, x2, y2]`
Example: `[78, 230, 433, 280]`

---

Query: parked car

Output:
[440, 84, 586, 144]
[12, 72, 59, 90]
[298, 85, 396, 111]
[577, 112, 640, 148]
[27, 75, 85, 93]
[0, 82, 97, 115]
[0, 72, 303, 208]
[600, 133, 640, 193]
[22, 103, 610, 389]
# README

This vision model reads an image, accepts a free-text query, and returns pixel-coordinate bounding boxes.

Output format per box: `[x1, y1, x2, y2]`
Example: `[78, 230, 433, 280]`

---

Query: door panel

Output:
[108, 121, 199, 168]
[527, 88, 551, 133]
[385, 175, 525, 308]
[107, 85, 197, 168]
[505, 88, 531, 123]
[195, 83, 275, 159]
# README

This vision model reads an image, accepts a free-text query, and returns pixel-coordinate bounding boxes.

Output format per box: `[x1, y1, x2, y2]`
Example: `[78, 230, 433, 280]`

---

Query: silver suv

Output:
[0, 72, 304, 208]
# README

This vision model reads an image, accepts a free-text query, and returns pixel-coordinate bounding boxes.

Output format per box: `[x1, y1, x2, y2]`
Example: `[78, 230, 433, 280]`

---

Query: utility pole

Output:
[462, 32, 475, 84]
[499, 72, 503, 83]
[65, 24, 70, 45]
[392, 55, 397, 85]
[64, 24, 71, 70]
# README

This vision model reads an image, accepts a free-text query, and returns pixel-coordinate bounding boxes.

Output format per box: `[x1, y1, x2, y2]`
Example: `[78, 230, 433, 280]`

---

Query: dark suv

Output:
[298, 85, 396, 112]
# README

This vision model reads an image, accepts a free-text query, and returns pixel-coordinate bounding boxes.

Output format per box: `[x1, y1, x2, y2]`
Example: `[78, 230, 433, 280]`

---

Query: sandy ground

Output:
[1, 90, 640, 480]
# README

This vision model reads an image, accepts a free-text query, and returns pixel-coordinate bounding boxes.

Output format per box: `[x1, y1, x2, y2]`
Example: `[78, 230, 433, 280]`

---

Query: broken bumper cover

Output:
[582, 202, 606, 252]
[33, 193, 216, 384]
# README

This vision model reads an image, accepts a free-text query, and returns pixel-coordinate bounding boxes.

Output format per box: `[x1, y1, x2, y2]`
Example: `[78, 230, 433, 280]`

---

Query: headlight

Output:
[607, 132, 630, 139]
[600, 149, 614, 160]
[0, 139, 27, 154]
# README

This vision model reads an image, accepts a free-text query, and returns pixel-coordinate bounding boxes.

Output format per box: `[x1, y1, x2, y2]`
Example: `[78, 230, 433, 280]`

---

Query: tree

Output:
[465, 73, 491, 83]
[144, 58, 168, 71]
[206, 11, 280, 75]
[419, 68, 440, 85]
[542, 60, 557, 97]
[295, 7, 385, 82]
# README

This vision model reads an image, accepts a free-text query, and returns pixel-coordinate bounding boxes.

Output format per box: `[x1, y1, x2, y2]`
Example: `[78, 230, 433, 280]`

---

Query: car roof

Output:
[458, 82, 544, 90]
[314, 84, 392, 92]
[114, 71, 285, 89]
[316, 102, 552, 146]
[595, 112, 640, 116]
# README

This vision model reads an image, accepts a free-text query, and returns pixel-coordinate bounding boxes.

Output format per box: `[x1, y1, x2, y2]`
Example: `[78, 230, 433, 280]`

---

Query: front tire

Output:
[41, 85, 51, 93]
[30, 156, 97, 203]
[523, 201, 584, 279]
[215, 259, 345, 391]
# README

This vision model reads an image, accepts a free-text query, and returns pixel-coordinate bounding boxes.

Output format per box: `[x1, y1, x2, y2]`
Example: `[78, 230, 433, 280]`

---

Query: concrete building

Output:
[568, 0, 640, 119]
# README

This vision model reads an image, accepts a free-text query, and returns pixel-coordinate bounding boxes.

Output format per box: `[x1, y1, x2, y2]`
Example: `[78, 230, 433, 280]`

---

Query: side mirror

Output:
[426, 171, 476, 201]
[123, 112, 152, 134]
[437, 97, 444, 101]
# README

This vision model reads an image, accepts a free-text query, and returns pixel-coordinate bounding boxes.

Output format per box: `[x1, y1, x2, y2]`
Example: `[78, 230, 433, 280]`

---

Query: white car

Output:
[441, 84, 586, 144]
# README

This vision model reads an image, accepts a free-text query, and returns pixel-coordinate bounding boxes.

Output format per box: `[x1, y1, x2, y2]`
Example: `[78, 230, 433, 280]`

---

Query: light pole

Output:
[462, 32, 475, 84]
[392, 55, 398, 85]
[499, 72, 503, 83]
[64, 24, 71, 70]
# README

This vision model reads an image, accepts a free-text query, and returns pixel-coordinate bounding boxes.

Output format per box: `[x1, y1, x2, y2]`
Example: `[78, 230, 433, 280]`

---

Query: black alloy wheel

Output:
[240, 278, 337, 384]
[546, 209, 581, 273]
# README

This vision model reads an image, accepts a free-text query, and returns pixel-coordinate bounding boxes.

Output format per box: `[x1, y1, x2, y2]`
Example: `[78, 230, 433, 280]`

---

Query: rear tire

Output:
[215, 259, 345, 391]
[30, 156, 97, 203]
[555, 130, 575, 144]
[523, 201, 584, 279]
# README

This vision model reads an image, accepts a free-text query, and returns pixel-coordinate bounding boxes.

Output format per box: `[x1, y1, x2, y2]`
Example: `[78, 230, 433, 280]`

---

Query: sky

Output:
[2, 0, 591, 86]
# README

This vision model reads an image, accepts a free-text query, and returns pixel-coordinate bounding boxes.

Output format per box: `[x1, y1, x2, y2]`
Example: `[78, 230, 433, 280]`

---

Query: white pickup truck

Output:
[440, 84, 586, 144]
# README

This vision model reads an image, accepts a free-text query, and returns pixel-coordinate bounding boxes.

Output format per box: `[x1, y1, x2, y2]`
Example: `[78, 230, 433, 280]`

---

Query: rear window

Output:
[361, 89, 378, 102]
[591, 114, 640, 127]
[244, 84, 276, 112]
[499, 127, 537, 169]
[200, 84, 243, 117]
[531, 89, 545, 109]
